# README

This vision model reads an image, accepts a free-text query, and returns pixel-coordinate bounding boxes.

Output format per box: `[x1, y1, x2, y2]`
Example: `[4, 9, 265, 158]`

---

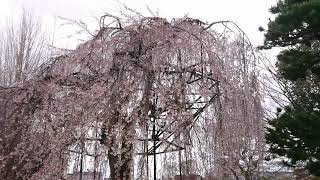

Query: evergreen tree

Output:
[261, 0, 320, 176]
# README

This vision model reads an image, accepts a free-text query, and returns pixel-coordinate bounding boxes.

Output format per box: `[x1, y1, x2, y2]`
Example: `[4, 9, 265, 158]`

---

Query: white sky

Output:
[0, 0, 278, 49]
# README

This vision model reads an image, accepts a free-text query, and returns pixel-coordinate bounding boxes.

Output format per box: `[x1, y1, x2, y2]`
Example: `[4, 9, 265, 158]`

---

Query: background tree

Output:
[260, 0, 320, 176]
[0, 11, 49, 87]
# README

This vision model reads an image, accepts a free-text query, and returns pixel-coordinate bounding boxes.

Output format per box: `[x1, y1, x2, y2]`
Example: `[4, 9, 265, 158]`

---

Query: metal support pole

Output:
[179, 149, 182, 180]
[79, 142, 84, 180]
[146, 124, 149, 180]
[153, 122, 156, 180]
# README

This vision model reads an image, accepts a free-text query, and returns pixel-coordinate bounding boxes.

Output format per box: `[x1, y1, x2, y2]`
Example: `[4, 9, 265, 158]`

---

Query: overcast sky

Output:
[0, 0, 278, 49]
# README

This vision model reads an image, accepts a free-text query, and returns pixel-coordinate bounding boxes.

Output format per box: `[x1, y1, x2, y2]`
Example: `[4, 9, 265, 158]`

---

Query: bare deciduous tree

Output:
[0, 11, 49, 87]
